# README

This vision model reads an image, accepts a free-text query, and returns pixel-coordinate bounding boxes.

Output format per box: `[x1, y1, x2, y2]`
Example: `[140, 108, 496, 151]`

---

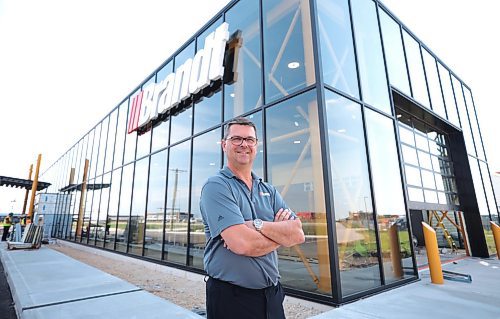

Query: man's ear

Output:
[221, 139, 227, 152]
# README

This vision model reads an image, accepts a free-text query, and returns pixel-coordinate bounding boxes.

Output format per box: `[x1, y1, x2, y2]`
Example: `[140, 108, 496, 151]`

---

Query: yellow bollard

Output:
[490, 222, 500, 259]
[422, 222, 444, 284]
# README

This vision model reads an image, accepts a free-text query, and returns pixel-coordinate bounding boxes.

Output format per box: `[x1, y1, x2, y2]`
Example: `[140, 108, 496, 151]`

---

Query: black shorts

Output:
[206, 277, 286, 319]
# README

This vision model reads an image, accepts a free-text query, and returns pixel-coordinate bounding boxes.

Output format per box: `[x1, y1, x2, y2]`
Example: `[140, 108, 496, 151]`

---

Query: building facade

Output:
[41, 0, 499, 305]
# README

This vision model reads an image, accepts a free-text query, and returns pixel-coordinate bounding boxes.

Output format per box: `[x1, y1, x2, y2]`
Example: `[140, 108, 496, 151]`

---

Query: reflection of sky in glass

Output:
[147, 150, 167, 216]
[104, 110, 118, 174]
[365, 109, 405, 215]
[403, 31, 429, 108]
[437, 63, 459, 126]
[191, 128, 221, 219]
[422, 49, 446, 118]
[325, 89, 373, 219]
[114, 101, 128, 168]
[167, 140, 191, 214]
[131, 158, 149, 217]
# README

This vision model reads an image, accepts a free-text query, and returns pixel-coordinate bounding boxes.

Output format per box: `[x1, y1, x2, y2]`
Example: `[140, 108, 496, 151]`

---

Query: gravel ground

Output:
[49, 241, 331, 318]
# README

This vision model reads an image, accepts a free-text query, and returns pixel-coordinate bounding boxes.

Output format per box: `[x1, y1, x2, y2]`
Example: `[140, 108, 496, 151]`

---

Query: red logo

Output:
[127, 91, 144, 134]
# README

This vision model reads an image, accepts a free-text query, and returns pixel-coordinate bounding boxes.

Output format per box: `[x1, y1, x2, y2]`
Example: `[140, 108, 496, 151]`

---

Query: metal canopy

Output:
[59, 183, 111, 192]
[0, 176, 51, 191]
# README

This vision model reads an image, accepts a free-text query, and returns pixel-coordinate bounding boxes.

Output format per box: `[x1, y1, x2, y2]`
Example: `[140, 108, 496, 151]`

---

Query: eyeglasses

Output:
[226, 136, 258, 146]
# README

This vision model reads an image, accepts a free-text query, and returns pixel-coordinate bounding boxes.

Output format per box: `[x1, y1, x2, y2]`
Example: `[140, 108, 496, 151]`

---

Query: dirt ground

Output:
[49, 242, 329, 319]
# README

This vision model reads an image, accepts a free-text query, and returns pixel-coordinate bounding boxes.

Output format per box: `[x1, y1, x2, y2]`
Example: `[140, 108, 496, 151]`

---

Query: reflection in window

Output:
[463, 88, 484, 159]
[116, 163, 133, 253]
[263, 0, 315, 103]
[123, 98, 138, 165]
[189, 129, 221, 269]
[437, 63, 459, 126]
[325, 90, 380, 295]
[317, 0, 359, 98]
[403, 31, 429, 108]
[129, 158, 149, 256]
[170, 107, 193, 145]
[401, 145, 418, 166]
[408, 186, 424, 202]
[105, 168, 122, 250]
[404, 165, 421, 187]
[194, 92, 221, 134]
[164, 140, 191, 265]
[451, 76, 476, 156]
[365, 109, 413, 283]
[379, 10, 410, 96]
[114, 101, 128, 168]
[95, 173, 110, 248]
[351, 0, 390, 114]
[422, 49, 446, 119]
[151, 119, 170, 153]
[136, 127, 152, 160]
[266, 90, 331, 296]
[144, 150, 167, 260]
[104, 111, 118, 174]
[96, 117, 109, 177]
[224, 0, 262, 119]
[90, 124, 102, 179]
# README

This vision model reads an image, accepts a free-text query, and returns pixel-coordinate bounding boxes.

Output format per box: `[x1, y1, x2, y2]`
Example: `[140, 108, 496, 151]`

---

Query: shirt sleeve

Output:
[200, 178, 245, 238]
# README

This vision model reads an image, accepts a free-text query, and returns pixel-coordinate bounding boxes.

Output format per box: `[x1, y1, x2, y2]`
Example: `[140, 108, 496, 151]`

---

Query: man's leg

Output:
[206, 277, 266, 319]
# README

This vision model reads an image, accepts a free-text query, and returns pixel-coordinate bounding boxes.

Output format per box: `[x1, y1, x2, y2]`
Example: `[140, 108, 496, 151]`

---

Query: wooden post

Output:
[389, 224, 403, 278]
[28, 154, 42, 223]
[76, 160, 90, 237]
[22, 164, 33, 214]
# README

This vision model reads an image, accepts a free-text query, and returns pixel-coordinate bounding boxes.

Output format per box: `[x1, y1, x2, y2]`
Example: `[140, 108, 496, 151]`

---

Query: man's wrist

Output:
[253, 218, 263, 232]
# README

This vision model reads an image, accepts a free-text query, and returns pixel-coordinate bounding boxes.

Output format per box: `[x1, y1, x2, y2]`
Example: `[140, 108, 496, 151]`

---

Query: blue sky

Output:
[0, 0, 498, 212]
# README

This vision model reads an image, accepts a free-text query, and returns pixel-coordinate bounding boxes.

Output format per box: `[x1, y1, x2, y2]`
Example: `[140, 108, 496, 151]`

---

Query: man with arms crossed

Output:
[200, 117, 305, 319]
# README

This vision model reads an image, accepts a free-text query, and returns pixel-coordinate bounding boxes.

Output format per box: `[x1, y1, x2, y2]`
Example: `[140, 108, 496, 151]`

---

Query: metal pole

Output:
[490, 221, 500, 259]
[28, 154, 42, 223]
[422, 222, 444, 284]
[22, 164, 33, 214]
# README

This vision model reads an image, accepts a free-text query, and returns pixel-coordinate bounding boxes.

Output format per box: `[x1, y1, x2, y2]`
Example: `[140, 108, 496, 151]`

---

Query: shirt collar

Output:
[221, 166, 261, 182]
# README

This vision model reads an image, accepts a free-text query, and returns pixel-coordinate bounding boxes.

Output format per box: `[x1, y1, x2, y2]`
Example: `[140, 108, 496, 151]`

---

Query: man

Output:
[1, 213, 13, 241]
[200, 117, 305, 319]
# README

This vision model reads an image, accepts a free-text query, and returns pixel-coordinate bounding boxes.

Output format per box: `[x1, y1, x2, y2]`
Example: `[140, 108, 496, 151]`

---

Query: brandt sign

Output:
[128, 22, 239, 134]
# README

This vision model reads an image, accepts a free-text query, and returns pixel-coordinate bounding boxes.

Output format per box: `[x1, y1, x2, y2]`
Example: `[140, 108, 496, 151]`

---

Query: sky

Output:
[0, 0, 499, 213]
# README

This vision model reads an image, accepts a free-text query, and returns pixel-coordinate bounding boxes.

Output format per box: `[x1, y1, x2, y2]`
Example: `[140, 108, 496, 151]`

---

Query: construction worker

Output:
[2, 213, 13, 241]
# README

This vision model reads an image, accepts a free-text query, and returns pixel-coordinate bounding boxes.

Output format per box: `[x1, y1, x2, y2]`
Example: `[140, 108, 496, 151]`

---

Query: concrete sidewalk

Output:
[312, 257, 500, 319]
[0, 243, 202, 319]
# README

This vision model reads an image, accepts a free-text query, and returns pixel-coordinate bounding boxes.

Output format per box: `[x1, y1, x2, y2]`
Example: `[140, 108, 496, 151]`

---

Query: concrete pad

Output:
[22, 290, 202, 319]
[0, 245, 203, 319]
[2, 247, 138, 309]
[311, 258, 500, 319]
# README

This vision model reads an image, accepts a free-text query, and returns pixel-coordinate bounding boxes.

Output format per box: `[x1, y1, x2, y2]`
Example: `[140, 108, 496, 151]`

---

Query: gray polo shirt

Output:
[200, 166, 293, 289]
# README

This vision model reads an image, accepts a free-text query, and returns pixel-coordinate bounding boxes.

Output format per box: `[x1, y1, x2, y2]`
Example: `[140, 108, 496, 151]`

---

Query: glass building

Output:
[41, 0, 499, 305]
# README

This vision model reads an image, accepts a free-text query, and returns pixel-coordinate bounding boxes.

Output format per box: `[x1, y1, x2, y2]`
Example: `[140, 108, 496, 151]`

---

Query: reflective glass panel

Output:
[401, 145, 418, 166]
[365, 109, 412, 283]
[437, 63, 460, 126]
[136, 126, 152, 160]
[194, 91, 221, 134]
[399, 126, 415, 146]
[189, 128, 221, 269]
[129, 158, 149, 256]
[105, 168, 122, 250]
[325, 89, 380, 295]
[379, 10, 410, 96]
[317, 0, 359, 98]
[114, 101, 128, 168]
[403, 31, 429, 108]
[104, 110, 118, 174]
[418, 151, 432, 171]
[422, 49, 446, 118]
[96, 117, 109, 177]
[95, 173, 110, 248]
[151, 119, 170, 153]
[170, 107, 193, 145]
[123, 97, 138, 165]
[266, 90, 331, 295]
[116, 163, 133, 253]
[463, 88, 485, 159]
[164, 140, 191, 265]
[404, 165, 421, 187]
[224, 0, 263, 119]
[144, 150, 168, 260]
[263, 0, 315, 103]
[408, 186, 424, 202]
[351, 0, 390, 113]
[452, 76, 476, 156]
[144, 150, 167, 260]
